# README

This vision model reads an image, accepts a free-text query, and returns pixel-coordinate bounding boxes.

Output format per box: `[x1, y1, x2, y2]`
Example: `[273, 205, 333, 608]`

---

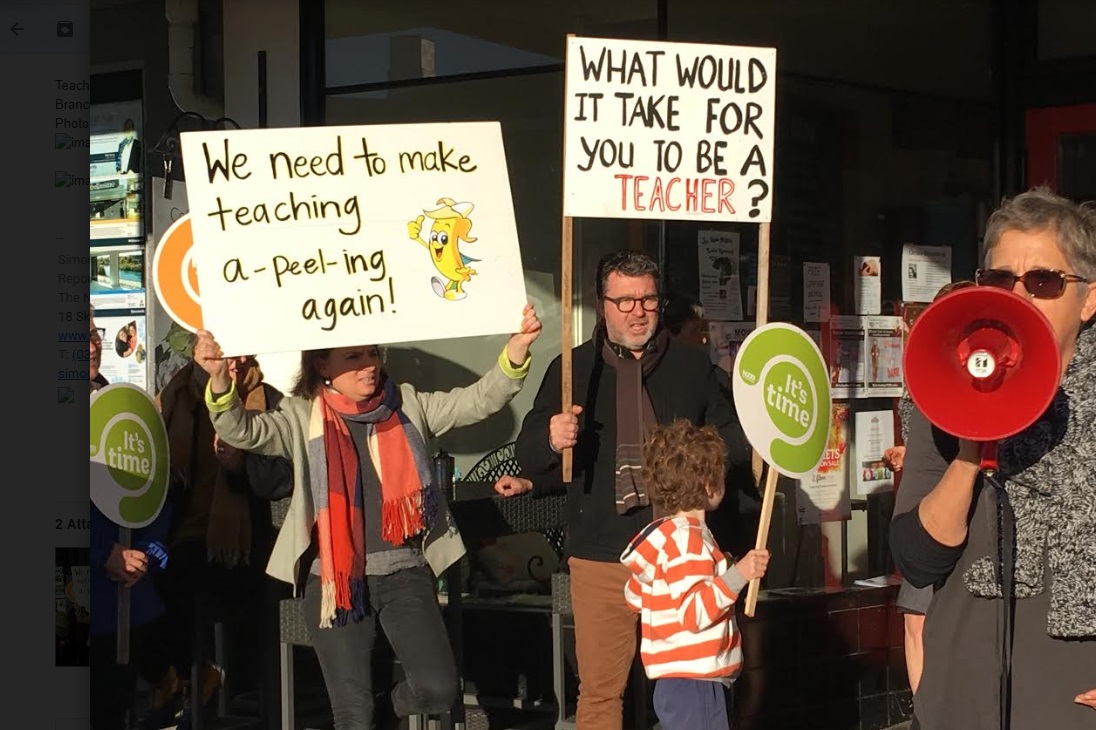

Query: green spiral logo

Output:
[89, 383, 170, 528]
[732, 324, 831, 477]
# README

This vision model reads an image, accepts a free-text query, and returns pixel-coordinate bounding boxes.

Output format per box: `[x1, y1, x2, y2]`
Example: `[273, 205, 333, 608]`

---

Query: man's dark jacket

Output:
[515, 336, 751, 563]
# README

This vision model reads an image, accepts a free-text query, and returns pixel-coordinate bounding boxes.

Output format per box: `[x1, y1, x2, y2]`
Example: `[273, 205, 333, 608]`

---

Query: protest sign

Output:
[89, 382, 170, 664]
[90, 383, 170, 528]
[732, 323, 832, 478]
[733, 322, 830, 615]
[179, 122, 528, 356]
[563, 36, 776, 222]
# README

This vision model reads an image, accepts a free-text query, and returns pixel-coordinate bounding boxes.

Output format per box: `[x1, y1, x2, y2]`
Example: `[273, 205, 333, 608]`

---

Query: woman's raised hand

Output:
[506, 303, 542, 367]
[194, 329, 232, 393]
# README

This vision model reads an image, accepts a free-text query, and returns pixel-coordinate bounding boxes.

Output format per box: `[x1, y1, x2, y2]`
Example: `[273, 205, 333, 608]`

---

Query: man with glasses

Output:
[516, 251, 750, 730]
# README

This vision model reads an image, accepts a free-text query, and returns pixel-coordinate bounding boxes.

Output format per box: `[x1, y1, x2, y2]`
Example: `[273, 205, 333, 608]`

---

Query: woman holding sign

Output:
[193, 304, 541, 730]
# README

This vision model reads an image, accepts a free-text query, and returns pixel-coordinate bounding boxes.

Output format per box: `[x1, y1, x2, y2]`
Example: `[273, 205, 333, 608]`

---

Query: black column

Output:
[299, 0, 326, 126]
[991, 0, 1035, 199]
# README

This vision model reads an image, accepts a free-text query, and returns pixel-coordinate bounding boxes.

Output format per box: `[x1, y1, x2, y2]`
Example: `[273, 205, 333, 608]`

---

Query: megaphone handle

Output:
[980, 441, 999, 474]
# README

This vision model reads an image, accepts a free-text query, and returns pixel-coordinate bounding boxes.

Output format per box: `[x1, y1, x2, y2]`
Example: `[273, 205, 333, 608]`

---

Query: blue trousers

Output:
[653, 677, 730, 730]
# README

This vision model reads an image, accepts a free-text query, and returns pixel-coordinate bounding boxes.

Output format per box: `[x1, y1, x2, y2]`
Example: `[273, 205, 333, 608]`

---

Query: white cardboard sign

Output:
[179, 122, 528, 356]
[563, 36, 777, 222]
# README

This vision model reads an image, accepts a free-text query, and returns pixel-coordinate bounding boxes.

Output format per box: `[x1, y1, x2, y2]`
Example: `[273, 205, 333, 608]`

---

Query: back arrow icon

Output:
[10, 23, 24, 36]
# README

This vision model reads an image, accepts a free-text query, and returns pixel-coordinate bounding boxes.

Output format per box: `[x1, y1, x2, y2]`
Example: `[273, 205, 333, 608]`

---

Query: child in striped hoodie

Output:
[620, 420, 770, 730]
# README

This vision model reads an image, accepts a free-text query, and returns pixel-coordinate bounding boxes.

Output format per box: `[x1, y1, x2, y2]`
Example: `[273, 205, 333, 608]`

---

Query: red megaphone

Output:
[903, 286, 1061, 473]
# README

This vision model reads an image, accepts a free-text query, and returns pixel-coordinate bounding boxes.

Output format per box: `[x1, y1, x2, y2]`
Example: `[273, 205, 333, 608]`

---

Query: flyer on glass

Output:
[854, 255, 881, 315]
[796, 402, 852, 524]
[901, 244, 952, 302]
[854, 410, 896, 496]
[708, 321, 756, 373]
[803, 262, 831, 323]
[829, 315, 866, 398]
[864, 316, 904, 397]
[697, 231, 743, 320]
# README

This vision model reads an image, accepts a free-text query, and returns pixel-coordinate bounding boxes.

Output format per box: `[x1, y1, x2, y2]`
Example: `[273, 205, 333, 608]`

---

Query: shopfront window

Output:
[325, 1, 658, 475]
[325, 0, 658, 88]
[659, 0, 995, 585]
[324, 0, 997, 582]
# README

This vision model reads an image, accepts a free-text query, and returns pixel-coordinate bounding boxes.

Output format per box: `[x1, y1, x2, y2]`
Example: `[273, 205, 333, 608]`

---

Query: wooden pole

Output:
[560, 33, 576, 483]
[744, 221, 774, 617]
[561, 215, 574, 482]
[116, 527, 131, 664]
[745, 465, 779, 616]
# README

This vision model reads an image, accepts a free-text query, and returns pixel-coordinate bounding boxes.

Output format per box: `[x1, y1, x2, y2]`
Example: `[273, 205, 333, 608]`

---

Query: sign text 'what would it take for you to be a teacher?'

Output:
[563, 37, 777, 223]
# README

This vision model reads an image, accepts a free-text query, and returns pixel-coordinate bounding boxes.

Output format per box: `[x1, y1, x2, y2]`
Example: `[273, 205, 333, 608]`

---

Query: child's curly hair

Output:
[643, 419, 726, 513]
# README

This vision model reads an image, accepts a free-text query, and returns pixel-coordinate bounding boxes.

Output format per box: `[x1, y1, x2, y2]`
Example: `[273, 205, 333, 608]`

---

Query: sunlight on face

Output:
[602, 272, 659, 353]
[987, 229, 1096, 371]
[320, 345, 383, 401]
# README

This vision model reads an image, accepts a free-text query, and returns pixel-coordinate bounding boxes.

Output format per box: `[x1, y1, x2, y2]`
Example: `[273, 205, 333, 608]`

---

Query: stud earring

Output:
[324, 379, 331, 386]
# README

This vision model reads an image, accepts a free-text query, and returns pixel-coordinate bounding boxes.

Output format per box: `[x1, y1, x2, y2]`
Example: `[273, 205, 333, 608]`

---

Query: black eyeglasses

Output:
[603, 295, 662, 313]
[90, 327, 105, 343]
[975, 268, 1090, 300]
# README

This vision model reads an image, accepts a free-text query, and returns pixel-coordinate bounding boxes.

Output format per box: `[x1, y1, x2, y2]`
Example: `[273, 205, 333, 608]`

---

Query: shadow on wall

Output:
[385, 346, 518, 456]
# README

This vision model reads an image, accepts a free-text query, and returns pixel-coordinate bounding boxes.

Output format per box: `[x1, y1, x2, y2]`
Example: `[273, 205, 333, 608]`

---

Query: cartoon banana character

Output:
[407, 198, 480, 300]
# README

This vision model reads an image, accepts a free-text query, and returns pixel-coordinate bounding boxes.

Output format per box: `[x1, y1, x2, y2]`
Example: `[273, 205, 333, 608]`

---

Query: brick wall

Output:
[734, 585, 913, 730]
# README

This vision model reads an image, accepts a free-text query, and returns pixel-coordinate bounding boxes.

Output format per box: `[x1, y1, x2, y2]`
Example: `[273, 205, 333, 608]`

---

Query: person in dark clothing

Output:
[890, 188, 1096, 730]
[662, 294, 706, 347]
[89, 304, 175, 729]
[143, 353, 293, 727]
[514, 251, 751, 730]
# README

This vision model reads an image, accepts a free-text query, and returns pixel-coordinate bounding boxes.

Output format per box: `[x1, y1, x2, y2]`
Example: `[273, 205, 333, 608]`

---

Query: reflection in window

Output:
[325, 0, 657, 88]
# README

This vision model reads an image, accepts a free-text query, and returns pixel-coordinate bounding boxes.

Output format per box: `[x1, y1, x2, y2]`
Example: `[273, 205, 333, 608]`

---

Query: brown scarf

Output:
[157, 360, 267, 566]
[598, 323, 670, 514]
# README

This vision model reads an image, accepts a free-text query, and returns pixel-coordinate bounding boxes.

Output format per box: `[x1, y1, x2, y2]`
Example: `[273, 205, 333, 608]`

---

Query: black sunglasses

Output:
[975, 268, 1090, 300]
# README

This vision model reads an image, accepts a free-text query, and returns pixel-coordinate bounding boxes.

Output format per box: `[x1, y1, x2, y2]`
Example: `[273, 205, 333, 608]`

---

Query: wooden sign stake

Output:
[560, 33, 576, 483]
[116, 527, 132, 664]
[744, 221, 775, 617]
[561, 214, 574, 482]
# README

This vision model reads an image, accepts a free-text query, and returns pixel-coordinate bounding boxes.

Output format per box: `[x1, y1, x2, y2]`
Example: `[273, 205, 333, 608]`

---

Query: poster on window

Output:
[854, 255, 881, 315]
[697, 230, 742, 320]
[864, 316, 904, 397]
[90, 100, 143, 246]
[796, 401, 851, 524]
[854, 410, 896, 496]
[828, 315, 866, 398]
[562, 36, 777, 222]
[803, 262, 830, 323]
[708, 320, 755, 373]
[90, 291, 148, 390]
[179, 122, 529, 356]
[901, 244, 952, 303]
[91, 246, 145, 294]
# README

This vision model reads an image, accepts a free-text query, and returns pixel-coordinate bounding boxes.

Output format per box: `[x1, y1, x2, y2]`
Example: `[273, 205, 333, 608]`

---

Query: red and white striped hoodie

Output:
[620, 515, 747, 681]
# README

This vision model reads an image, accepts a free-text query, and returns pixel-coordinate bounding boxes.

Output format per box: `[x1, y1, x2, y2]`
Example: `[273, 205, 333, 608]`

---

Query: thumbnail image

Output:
[56, 547, 90, 667]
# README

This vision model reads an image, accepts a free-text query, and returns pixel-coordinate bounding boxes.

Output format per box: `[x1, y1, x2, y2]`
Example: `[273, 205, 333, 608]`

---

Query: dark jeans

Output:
[152, 540, 268, 689]
[653, 678, 730, 730]
[304, 567, 458, 730]
[90, 620, 171, 730]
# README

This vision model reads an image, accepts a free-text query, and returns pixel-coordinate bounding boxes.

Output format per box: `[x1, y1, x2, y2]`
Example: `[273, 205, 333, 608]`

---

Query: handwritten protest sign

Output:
[563, 37, 776, 222]
[179, 122, 528, 356]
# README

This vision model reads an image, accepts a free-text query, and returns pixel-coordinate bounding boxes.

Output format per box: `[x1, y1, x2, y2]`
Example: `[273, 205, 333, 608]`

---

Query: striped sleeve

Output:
[664, 524, 738, 633]
[624, 575, 643, 612]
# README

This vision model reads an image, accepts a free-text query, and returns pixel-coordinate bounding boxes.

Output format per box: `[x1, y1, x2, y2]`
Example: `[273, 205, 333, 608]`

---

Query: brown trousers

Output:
[569, 557, 639, 730]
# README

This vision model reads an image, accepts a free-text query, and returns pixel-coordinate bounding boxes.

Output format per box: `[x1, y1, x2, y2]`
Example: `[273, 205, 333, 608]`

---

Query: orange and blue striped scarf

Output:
[309, 378, 437, 628]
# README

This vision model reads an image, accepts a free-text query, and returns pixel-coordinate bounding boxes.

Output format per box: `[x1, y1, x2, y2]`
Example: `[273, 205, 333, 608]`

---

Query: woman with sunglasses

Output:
[890, 187, 1096, 730]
